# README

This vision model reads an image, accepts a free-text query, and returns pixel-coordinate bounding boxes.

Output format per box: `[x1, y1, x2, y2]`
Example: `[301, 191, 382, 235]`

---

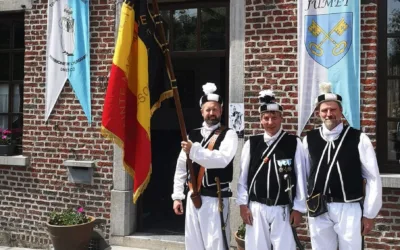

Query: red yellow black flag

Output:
[101, 0, 172, 203]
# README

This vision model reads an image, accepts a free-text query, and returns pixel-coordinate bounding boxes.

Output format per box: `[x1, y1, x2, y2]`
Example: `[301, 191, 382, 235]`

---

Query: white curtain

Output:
[0, 85, 8, 129]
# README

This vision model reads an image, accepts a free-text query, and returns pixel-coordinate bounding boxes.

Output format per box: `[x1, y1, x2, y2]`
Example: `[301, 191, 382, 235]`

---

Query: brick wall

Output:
[0, 0, 116, 247]
[244, 0, 400, 249]
[0, 0, 397, 249]
[244, 0, 299, 135]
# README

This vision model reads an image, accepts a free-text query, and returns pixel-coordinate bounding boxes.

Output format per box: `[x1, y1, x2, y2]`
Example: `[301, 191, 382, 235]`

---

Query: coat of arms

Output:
[305, 13, 353, 69]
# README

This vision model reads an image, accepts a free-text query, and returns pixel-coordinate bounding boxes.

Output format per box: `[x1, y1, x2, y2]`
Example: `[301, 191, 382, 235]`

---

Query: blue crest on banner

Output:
[305, 13, 353, 69]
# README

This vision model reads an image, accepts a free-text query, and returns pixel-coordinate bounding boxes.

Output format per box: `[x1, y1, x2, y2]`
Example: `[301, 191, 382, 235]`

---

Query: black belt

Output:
[326, 196, 345, 203]
[250, 196, 289, 206]
[325, 196, 361, 203]
[200, 189, 232, 198]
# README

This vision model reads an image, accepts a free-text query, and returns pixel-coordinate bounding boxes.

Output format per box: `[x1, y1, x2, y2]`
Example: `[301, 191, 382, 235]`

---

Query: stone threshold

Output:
[110, 234, 185, 250]
[110, 234, 239, 250]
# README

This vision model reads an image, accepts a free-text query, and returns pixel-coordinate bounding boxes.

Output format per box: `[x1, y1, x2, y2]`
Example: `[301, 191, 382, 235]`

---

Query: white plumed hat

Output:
[199, 82, 223, 107]
[258, 90, 283, 113]
[315, 82, 342, 106]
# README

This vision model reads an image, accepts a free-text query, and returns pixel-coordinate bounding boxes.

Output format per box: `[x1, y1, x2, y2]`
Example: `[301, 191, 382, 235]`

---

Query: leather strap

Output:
[189, 126, 226, 192]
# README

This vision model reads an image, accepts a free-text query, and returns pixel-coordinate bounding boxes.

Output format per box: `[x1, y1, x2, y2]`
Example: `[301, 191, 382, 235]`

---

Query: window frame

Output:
[156, 0, 229, 56]
[377, 0, 400, 173]
[0, 12, 24, 154]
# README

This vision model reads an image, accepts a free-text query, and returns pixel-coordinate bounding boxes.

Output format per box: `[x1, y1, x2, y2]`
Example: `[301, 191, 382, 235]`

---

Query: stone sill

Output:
[381, 174, 400, 188]
[0, 0, 33, 11]
[64, 160, 95, 185]
[0, 155, 30, 166]
[64, 160, 95, 168]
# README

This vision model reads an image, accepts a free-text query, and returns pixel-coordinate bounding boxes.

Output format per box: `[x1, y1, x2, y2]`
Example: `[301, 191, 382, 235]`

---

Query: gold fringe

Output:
[133, 166, 152, 203]
[150, 90, 174, 116]
[100, 126, 124, 149]
[101, 125, 151, 204]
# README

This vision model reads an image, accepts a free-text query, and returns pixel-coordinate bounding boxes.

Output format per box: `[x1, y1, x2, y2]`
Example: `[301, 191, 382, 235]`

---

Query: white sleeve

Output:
[189, 129, 238, 169]
[292, 138, 308, 213]
[359, 133, 382, 219]
[171, 149, 187, 201]
[236, 140, 250, 206]
[302, 136, 311, 179]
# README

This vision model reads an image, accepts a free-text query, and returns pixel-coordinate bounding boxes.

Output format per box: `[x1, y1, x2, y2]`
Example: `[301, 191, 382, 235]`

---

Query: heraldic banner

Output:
[46, 0, 91, 122]
[297, 0, 360, 135]
[101, 0, 173, 203]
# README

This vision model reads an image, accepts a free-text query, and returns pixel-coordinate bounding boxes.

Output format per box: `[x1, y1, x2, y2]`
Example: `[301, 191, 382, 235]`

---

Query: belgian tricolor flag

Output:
[101, 0, 172, 203]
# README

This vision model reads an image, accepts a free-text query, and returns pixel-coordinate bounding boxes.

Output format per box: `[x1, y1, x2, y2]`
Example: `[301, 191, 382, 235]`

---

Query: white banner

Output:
[297, 1, 360, 135]
[46, 0, 91, 122]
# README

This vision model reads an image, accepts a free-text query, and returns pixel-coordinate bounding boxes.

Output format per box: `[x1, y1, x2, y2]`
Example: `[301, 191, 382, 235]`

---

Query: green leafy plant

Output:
[49, 207, 91, 226]
[237, 223, 246, 240]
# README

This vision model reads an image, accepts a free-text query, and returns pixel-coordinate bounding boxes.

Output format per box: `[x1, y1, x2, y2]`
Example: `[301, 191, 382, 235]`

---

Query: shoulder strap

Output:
[192, 126, 228, 192]
[261, 130, 286, 163]
[247, 130, 287, 205]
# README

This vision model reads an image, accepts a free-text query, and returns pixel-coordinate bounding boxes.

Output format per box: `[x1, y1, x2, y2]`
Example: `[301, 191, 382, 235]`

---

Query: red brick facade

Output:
[0, 0, 115, 247]
[0, 0, 398, 249]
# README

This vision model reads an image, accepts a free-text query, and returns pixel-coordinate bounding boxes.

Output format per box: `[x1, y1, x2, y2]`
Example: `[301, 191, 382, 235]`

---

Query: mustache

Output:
[207, 115, 218, 119]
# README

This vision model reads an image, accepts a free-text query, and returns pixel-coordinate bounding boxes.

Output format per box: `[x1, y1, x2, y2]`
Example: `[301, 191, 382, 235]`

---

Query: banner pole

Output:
[151, 0, 202, 208]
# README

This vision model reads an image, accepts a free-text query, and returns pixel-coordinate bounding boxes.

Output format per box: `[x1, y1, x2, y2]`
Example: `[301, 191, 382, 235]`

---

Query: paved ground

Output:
[0, 246, 148, 250]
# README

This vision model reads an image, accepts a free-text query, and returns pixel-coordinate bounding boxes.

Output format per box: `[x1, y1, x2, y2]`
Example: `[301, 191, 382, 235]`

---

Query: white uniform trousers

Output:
[185, 191, 230, 250]
[308, 202, 362, 250]
[245, 201, 296, 250]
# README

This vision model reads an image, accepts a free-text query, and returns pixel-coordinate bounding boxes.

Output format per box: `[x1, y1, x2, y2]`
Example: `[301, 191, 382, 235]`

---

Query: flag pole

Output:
[151, 0, 202, 209]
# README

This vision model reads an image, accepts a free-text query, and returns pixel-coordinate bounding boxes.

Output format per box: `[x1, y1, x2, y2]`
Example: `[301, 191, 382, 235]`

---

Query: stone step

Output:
[0, 247, 37, 250]
[110, 235, 238, 250]
[109, 247, 149, 250]
[110, 235, 185, 250]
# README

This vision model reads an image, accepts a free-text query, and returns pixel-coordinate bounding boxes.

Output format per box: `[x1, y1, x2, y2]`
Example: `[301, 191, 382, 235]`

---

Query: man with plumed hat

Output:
[171, 82, 238, 250]
[304, 82, 382, 250]
[236, 90, 308, 250]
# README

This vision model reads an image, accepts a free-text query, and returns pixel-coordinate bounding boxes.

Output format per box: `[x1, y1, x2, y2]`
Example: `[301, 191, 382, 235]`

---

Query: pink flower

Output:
[77, 207, 84, 213]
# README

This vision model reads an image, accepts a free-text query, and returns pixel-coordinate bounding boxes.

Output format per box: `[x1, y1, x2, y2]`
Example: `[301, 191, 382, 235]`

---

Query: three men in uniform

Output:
[171, 82, 382, 250]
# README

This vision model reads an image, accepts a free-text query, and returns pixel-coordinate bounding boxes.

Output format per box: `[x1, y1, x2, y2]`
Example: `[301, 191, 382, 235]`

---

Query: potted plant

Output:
[46, 206, 96, 250]
[234, 223, 245, 250]
[0, 128, 15, 156]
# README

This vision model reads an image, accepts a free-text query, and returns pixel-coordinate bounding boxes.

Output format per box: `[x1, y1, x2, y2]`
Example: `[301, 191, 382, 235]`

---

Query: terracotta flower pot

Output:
[234, 231, 245, 250]
[46, 216, 95, 250]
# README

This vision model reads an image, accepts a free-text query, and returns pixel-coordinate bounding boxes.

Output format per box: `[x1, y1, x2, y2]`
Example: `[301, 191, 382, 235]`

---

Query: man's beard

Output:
[205, 116, 220, 126]
[323, 118, 341, 130]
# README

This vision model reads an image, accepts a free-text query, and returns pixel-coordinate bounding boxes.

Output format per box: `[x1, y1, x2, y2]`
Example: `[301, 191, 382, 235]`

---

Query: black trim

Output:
[317, 93, 342, 103]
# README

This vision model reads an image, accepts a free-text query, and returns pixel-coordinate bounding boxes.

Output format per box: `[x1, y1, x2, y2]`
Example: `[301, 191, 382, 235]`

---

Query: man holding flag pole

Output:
[172, 82, 238, 250]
